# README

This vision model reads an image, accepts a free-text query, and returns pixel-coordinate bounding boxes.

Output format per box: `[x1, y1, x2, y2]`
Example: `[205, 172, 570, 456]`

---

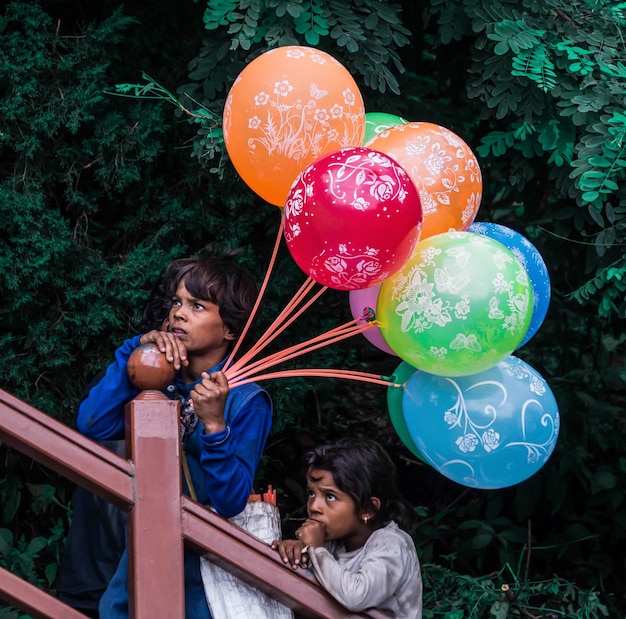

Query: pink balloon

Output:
[349, 286, 397, 356]
[283, 147, 423, 290]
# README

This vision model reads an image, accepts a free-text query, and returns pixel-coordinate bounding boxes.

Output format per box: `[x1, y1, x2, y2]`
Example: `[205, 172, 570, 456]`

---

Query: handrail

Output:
[0, 389, 134, 508]
[0, 388, 390, 619]
[181, 498, 390, 618]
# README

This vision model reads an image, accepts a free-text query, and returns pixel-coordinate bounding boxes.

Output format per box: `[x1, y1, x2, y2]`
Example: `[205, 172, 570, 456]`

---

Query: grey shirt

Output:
[307, 521, 423, 618]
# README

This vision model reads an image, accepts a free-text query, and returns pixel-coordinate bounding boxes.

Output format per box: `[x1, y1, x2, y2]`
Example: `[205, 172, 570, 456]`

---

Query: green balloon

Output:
[387, 361, 424, 460]
[364, 112, 408, 145]
[378, 231, 533, 377]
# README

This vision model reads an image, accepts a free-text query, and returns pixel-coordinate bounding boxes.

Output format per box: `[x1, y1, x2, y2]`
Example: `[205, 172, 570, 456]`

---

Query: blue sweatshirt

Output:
[76, 335, 273, 618]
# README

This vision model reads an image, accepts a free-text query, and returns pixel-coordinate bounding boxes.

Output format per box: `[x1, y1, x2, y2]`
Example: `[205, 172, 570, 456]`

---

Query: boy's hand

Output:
[190, 370, 229, 434]
[271, 539, 310, 570]
[139, 330, 189, 371]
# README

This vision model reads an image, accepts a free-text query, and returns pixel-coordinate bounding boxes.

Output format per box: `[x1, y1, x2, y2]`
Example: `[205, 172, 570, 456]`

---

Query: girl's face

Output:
[306, 467, 370, 551]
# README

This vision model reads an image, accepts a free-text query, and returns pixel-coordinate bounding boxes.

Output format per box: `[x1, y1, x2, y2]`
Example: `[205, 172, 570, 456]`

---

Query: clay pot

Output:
[127, 343, 176, 390]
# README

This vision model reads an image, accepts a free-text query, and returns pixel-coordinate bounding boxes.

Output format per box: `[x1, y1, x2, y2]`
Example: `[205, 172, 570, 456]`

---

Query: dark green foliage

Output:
[429, 0, 626, 319]
[0, 455, 69, 599]
[191, 0, 411, 95]
[1, 0, 626, 616]
[422, 563, 609, 618]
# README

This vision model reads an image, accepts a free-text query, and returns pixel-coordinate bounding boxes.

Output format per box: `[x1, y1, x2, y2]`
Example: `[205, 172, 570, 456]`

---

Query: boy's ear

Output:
[223, 326, 237, 341]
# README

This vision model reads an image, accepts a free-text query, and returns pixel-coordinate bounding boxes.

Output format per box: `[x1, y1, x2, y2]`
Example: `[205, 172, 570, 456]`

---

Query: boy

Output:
[76, 250, 273, 618]
[56, 257, 196, 617]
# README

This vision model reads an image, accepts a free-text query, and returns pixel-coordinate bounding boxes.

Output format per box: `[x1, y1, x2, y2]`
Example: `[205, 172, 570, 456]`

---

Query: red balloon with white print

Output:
[283, 147, 422, 291]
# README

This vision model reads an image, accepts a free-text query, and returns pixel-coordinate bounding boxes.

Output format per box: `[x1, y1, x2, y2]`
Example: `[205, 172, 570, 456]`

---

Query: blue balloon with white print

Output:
[468, 222, 550, 347]
[402, 355, 559, 489]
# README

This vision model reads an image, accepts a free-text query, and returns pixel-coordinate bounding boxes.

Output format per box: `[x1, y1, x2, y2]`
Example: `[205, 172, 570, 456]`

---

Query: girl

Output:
[272, 439, 423, 618]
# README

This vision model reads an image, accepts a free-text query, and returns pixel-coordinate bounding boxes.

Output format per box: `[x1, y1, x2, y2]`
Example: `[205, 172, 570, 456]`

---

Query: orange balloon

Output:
[368, 122, 482, 239]
[223, 46, 365, 207]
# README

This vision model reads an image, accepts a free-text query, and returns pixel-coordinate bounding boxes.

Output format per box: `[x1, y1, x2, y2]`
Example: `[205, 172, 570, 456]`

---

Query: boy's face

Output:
[168, 280, 235, 357]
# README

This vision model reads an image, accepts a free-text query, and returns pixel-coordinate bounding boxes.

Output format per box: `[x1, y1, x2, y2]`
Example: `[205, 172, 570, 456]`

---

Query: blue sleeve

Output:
[197, 389, 272, 518]
[76, 336, 143, 440]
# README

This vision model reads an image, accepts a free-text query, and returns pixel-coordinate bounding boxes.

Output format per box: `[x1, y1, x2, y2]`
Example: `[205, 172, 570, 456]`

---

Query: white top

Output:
[307, 521, 423, 618]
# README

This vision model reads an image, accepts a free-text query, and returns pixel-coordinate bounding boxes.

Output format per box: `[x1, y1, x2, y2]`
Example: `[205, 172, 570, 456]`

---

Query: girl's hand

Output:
[295, 519, 326, 548]
[190, 370, 229, 434]
[271, 539, 309, 570]
[139, 330, 188, 371]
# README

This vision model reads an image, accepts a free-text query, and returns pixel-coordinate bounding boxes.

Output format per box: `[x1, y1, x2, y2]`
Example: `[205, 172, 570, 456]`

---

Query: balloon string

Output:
[219, 211, 393, 392]
[229, 368, 404, 390]
[245, 276, 318, 354]
[223, 215, 284, 373]
[225, 319, 375, 382]
[225, 277, 325, 376]
[225, 318, 377, 384]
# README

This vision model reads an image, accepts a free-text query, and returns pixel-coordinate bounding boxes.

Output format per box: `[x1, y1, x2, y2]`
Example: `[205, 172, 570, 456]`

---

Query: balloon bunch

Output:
[221, 45, 558, 490]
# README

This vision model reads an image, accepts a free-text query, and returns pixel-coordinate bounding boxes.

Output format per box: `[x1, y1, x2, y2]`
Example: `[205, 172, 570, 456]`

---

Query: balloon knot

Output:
[383, 376, 404, 390]
[361, 306, 376, 322]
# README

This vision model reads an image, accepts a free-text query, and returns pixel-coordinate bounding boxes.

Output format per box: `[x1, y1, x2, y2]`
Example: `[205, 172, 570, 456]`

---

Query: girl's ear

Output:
[361, 497, 381, 523]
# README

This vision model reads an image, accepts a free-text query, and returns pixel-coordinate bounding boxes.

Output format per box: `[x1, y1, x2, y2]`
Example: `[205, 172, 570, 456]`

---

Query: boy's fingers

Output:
[209, 371, 226, 384]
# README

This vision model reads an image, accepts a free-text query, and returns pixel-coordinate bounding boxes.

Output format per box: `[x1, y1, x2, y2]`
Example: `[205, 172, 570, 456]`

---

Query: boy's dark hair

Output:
[140, 258, 197, 332]
[306, 438, 415, 532]
[172, 249, 259, 340]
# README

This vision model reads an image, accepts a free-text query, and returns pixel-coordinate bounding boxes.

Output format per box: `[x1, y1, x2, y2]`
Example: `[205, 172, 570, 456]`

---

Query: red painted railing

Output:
[0, 389, 389, 618]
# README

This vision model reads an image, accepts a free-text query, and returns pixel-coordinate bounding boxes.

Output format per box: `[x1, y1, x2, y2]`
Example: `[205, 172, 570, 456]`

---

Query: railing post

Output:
[126, 392, 184, 618]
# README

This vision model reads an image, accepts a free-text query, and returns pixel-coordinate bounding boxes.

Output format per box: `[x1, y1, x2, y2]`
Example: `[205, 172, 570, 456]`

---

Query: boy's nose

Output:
[172, 307, 187, 320]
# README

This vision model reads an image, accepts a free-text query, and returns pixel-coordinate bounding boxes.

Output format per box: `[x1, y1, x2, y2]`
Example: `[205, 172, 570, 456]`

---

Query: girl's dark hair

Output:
[172, 249, 259, 340]
[305, 438, 415, 532]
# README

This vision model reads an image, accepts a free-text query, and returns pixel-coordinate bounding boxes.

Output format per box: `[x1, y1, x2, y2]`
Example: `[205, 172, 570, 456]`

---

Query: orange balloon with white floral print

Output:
[368, 122, 482, 239]
[223, 46, 366, 207]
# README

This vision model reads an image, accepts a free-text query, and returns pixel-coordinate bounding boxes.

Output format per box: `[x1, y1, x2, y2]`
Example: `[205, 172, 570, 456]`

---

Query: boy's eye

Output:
[171, 299, 181, 307]
[307, 490, 315, 499]
[194, 302, 205, 310]
[326, 493, 336, 502]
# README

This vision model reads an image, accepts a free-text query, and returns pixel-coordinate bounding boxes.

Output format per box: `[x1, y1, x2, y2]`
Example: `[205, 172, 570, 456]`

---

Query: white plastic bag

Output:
[200, 500, 294, 619]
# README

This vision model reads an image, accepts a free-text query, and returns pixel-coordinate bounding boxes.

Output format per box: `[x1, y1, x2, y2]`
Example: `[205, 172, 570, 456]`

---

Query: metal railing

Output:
[0, 388, 389, 618]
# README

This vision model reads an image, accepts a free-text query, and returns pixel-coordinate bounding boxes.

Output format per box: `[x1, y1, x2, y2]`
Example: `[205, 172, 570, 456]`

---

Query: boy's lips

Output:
[171, 328, 187, 337]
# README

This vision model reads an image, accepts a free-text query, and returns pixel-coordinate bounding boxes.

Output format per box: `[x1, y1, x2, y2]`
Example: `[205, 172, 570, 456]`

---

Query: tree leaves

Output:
[187, 0, 411, 96]
[432, 0, 626, 317]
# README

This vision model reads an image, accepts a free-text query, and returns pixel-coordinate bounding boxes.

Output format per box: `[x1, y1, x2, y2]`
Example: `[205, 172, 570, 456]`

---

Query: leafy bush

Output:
[429, 0, 626, 318]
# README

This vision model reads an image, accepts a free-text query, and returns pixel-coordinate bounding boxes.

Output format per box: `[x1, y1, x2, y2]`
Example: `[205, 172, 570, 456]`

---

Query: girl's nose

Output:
[308, 496, 323, 514]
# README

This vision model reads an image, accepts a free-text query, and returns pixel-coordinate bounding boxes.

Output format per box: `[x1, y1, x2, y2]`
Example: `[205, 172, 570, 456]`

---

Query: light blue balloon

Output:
[468, 222, 551, 347]
[402, 356, 559, 489]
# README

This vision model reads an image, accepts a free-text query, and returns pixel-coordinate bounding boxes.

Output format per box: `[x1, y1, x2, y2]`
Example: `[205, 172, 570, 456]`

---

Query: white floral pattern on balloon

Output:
[223, 46, 366, 206]
[283, 147, 423, 290]
[379, 231, 533, 376]
[402, 355, 560, 489]
[368, 122, 482, 239]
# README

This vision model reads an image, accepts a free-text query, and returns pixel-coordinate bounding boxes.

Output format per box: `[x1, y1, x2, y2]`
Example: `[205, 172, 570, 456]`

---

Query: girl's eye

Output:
[307, 490, 315, 499]
[172, 299, 181, 307]
[194, 303, 204, 310]
[326, 493, 336, 502]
